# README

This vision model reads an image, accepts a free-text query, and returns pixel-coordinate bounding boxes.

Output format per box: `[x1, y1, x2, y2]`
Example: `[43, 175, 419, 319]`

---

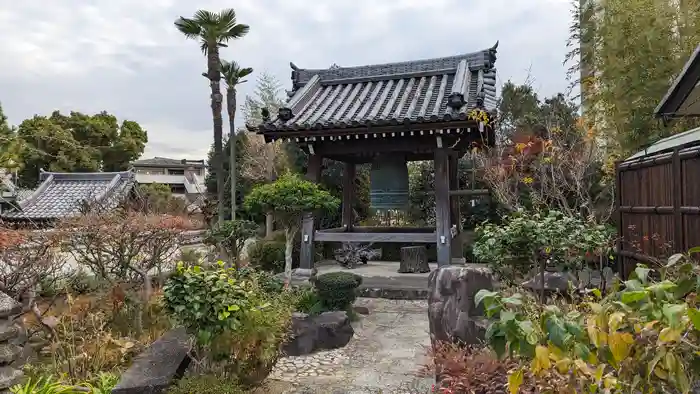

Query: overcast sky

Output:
[0, 0, 575, 160]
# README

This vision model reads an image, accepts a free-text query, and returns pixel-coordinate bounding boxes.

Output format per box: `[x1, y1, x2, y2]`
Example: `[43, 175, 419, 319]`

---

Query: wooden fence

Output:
[616, 146, 700, 277]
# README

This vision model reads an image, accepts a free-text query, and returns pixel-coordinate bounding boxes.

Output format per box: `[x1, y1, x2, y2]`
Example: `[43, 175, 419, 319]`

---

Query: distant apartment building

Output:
[131, 157, 208, 206]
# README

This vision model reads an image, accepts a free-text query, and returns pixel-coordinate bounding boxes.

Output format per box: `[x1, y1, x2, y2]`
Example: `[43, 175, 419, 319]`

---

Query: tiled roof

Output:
[132, 157, 206, 168]
[655, 44, 700, 119]
[259, 44, 498, 133]
[1, 170, 135, 221]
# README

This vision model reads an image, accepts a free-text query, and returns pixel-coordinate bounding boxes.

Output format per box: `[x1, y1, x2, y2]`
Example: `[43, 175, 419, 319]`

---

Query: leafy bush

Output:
[163, 263, 295, 385]
[235, 267, 283, 294]
[163, 262, 256, 345]
[168, 375, 245, 394]
[476, 250, 700, 394]
[247, 240, 285, 273]
[472, 209, 614, 284]
[313, 272, 362, 311]
[294, 286, 324, 315]
[203, 219, 258, 266]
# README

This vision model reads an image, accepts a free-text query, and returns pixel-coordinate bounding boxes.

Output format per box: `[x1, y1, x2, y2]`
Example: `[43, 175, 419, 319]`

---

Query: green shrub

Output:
[313, 272, 362, 311]
[163, 262, 256, 345]
[247, 240, 285, 273]
[477, 252, 700, 394]
[236, 267, 284, 294]
[294, 287, 324, 315]
[168, 375, 245, 394]
[472, 209, 615, 284]
[163, 263, 296, 386]
[203, 219, 258, 265]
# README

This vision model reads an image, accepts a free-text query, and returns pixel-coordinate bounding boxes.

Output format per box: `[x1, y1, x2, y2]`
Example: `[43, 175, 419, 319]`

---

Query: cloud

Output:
[0, 0, 575, 160]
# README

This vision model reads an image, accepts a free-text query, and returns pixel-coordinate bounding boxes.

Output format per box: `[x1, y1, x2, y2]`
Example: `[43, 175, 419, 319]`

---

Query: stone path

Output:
[267, 298, 434, 394]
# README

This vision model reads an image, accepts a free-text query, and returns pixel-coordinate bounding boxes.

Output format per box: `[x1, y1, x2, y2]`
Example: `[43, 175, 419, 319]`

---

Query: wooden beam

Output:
[314, 134, 463, 156]
[673, 148, 683, 253]
[314, 231, 436, 243]
[420, 189, 490, 197]
[350, 226, 434, 233]
[299, 154, 322, 269]
[261, 120, 478, 139]
[342, 163, 355, 230]
[434, 148, 452, 266]
[449, 154, 463, 263]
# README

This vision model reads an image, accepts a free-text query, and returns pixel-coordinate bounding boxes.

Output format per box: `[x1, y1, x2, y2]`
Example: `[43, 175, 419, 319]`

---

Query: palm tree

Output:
[174, 9, 249, 225]
[221, 60, 253, 220]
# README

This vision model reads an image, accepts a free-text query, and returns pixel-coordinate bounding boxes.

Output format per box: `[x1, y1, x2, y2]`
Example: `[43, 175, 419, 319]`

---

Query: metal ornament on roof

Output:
[369, 154, 409, 210]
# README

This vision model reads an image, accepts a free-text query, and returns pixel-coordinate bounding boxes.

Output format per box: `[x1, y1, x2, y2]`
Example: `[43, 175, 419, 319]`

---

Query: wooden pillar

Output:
[300, 155, 322, 270]
[342, 162, 356, 230]
[434, 148, 452, 267]
[672, 148, 684, 253]
[448, 154, 463, 263]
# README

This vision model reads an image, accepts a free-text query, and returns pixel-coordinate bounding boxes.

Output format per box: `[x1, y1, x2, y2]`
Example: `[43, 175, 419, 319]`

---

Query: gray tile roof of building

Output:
[259, 44, 498, 133]
[654, 44, 700, 119]
[131, 157, 206, 168]
[1, 170, 135, 221]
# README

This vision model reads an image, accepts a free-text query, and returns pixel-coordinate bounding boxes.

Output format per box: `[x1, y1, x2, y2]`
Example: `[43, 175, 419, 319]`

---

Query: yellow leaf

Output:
[644, 320, 659, 330]
[508, 368, 524, 394]
[555, 358, 572, 374]
[574, 359, 594, 376]
[654, 366, 669, 380]
[603, 376, 618, 389]
[548, 344, 565, 361]
[531, 345, 551, 375]
[665, 351, 679, 372]
[594, 364, 606, 382]
[658, 327, 682, 344]
[609, 332, 633, 363]
[608, 312, 625, 331]
[587, 316, 600, 346]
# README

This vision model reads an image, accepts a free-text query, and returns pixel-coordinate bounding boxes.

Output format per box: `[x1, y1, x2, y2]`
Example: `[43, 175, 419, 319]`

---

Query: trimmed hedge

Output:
[313, 272, 363, 310]
[247, 240, 286, 273]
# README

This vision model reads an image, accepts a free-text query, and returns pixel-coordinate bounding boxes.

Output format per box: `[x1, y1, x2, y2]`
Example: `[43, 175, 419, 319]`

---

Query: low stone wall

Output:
[0, 293, 26, 392]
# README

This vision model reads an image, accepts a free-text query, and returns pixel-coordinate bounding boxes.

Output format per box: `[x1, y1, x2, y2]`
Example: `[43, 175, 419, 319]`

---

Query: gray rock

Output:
[353, 306, 370, 315]
[0, 322, 18, 343]
[0, 295, 21, 320]
[283, 311, 354, 357]
[427, 265, 495, 345]
[0, 366, 22, 390]
[0, 345, 21, 365]
[522, 271, 577, 292]
[275, 268, 318, 288]
[111, 328, 191, 394]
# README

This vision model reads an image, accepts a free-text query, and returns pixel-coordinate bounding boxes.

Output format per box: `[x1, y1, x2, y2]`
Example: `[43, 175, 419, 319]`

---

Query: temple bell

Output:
[369, 154, 410, 210]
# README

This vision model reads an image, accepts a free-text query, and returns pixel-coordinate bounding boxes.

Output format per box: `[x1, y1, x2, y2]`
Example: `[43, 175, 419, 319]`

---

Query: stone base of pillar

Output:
[275, 268, 318, 288]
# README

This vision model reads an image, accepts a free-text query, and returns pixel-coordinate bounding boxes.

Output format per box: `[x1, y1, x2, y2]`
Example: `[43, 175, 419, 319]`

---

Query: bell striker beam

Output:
[434, 148, 452, 266]
[342, 162, 356, 230]
[300, 154, 322, 270]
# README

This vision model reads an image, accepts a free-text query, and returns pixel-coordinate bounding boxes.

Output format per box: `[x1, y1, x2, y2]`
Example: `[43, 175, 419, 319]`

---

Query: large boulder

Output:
[427, 265, 495, 345]
[282, 311, 354, 357]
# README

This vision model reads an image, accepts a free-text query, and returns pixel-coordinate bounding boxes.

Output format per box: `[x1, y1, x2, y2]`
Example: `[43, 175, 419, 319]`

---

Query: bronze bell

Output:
[369, 154, 409, 210]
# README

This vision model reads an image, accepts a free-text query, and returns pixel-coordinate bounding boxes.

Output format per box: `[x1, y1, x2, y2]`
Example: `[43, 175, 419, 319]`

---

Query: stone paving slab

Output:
[267, 298, 434, 394]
